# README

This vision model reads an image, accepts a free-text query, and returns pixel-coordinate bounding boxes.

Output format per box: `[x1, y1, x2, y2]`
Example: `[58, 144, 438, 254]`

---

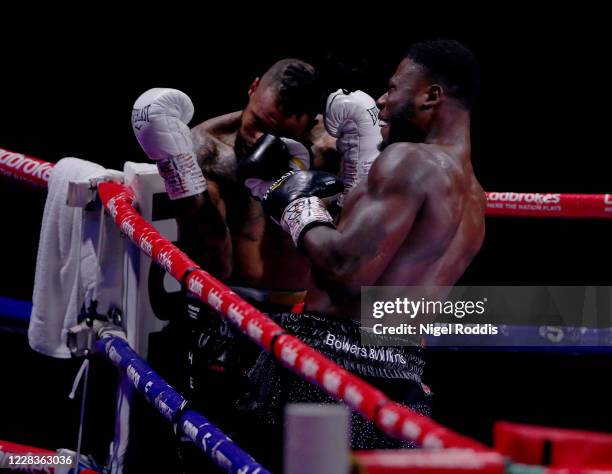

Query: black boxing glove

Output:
[238, 134, 310, 200]
[262, 170, 343, 248]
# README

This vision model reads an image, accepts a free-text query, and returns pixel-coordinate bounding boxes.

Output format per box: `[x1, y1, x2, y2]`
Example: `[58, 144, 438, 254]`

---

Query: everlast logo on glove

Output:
[366, 106, 379, 125]
[131, 105, 151, 130]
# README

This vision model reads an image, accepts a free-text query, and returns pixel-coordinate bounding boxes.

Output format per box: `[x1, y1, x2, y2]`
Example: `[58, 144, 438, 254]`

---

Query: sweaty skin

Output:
[303, 58, 486, 319]
[177, 108, 336, 291]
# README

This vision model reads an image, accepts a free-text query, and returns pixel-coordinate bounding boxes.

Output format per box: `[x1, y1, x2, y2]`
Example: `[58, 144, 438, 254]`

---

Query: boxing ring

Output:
[2, 147, 612, 473]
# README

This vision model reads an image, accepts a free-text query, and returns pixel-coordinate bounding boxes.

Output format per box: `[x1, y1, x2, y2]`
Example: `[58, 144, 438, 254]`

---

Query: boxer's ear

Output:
[248, 77, 261, 97]
[421, 84, 443, 110]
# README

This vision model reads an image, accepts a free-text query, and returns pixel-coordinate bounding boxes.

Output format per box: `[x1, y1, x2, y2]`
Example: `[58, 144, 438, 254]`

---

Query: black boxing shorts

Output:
[181, 299, 432, 472]
[182, 287, 307, 427]
[177, 288, 306, 473]
[238, 312, 432, 452]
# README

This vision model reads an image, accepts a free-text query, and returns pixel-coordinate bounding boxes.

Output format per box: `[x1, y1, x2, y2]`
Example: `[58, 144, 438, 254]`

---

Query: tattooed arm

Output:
[172, 129, 233, 280]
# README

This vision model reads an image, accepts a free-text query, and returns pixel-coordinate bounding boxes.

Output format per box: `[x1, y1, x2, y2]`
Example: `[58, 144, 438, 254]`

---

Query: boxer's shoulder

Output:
[373, 143, 462, 191]
[191, 111, 241, 149]
[193, 111, 242, 138]
[369, 143, 434, 189]
[191, 115, 240, 183]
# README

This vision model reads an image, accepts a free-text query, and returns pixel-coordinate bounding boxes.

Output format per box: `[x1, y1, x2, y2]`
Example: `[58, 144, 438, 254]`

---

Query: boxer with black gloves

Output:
[261, 170, 342, 246]
[241, 40, 486, 454]
[259, 41, 486, 318]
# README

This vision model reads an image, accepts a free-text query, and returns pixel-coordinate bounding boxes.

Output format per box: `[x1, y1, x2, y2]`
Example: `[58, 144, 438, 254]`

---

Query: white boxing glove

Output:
[132, 88, 207, 200]
[324, 89, 382, 206]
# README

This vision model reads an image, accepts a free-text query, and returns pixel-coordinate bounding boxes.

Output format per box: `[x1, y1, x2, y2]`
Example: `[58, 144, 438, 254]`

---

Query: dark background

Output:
[1, 10, 611, 469]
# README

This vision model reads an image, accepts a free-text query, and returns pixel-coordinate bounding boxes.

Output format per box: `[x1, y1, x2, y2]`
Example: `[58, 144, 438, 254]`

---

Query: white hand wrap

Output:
[281, 196, 334, 247]
[132, 88, 207, 200]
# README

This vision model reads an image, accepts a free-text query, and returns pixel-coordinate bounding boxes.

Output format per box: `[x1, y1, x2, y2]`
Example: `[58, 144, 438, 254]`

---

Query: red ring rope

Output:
[2, 147, 610, 220]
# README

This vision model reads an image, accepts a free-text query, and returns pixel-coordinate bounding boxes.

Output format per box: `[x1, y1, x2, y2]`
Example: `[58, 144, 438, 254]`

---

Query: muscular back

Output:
[373, 144, 485, 286]
[304, 142, 486, 317]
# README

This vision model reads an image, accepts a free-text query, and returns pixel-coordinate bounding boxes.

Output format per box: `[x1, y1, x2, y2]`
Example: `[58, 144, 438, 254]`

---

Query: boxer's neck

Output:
[424, 102, 471, 154]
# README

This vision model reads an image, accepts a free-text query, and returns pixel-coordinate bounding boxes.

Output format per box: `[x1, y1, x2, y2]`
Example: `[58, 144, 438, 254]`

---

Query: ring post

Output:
[284, 403, 350, 474]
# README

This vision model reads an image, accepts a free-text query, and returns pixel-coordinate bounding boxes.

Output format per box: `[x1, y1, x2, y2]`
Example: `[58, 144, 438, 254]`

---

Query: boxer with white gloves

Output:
[132, 88, 207, 200]
[130, 59, 341, 473]
[131, 87, 234, 282]
[324, 89, 382, 207]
